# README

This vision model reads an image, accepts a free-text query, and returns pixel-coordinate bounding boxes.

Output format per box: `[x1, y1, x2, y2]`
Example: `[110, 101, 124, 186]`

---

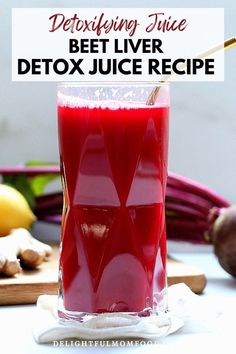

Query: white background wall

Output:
[0, 0, 236, 202]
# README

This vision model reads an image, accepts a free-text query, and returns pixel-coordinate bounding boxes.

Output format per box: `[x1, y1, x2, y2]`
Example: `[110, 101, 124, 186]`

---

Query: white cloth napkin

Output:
[32, 283, 215, 344]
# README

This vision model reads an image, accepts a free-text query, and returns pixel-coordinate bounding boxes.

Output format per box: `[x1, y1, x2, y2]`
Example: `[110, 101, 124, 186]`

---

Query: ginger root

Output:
[0, 228, 52, 276]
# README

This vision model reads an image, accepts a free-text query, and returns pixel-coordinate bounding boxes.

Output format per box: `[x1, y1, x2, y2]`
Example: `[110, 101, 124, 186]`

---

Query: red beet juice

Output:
[57, 85, 169, 319]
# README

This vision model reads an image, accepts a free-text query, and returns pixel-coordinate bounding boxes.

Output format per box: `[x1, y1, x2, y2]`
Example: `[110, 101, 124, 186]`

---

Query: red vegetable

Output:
[209, 206, 236, 276]
[166, 172, 230, 244]
[0, 166, 60, 176]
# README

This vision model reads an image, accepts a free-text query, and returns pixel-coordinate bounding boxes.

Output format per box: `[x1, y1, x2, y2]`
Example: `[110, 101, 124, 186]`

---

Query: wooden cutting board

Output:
[0, 245, 206, 305]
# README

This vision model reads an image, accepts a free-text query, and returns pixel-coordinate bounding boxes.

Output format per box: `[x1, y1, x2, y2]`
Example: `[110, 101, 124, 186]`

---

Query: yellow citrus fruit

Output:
[0, 184, 36, 236]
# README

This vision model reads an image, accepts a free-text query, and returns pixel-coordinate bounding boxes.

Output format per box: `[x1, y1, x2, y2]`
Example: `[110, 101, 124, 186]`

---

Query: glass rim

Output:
[57, 81, 169, 88]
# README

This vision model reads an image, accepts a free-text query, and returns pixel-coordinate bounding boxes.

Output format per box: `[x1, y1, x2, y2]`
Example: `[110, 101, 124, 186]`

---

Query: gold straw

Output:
[146, 36, 236, 106]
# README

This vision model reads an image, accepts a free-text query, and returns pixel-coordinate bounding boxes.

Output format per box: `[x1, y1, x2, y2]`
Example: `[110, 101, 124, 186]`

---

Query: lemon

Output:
[0, 184, 36, 236]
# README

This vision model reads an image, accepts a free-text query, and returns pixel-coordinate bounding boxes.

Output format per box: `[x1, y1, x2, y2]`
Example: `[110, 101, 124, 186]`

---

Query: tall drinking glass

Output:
[57, 83, 169, 321]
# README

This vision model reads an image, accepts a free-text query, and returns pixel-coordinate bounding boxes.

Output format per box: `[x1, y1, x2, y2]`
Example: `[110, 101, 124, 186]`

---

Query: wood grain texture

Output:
[167, 258, 207, 294]
[0, 245, 206, 305]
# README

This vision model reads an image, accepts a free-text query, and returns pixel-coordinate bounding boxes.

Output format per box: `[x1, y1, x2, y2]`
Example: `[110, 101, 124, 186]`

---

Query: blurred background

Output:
[0, 0, 235, 203]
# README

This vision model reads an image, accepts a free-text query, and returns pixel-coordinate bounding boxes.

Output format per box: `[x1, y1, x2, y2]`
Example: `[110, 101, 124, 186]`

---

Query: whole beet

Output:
[210, 206, 236, 277]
